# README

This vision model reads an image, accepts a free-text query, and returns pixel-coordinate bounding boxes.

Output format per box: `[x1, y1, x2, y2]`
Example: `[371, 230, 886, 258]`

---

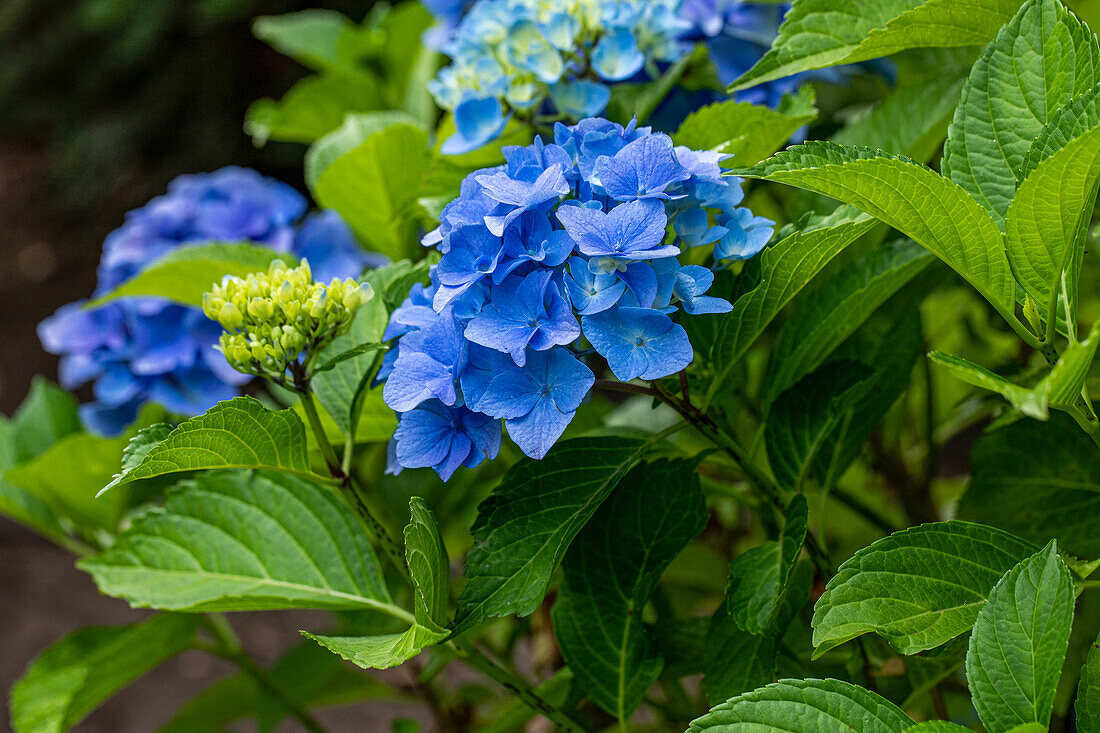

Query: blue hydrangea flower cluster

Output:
[381, 118, 774, 480]
[38, 167, 377, 436]
[428, 0, 690, 154]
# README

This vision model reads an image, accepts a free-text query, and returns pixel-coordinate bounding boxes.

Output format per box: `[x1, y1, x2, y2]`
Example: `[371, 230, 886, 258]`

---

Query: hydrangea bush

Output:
[6, 1, 1100, 732]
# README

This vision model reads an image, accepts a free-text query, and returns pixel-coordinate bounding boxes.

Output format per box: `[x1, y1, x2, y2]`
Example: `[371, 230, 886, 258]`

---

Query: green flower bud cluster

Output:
[203, 259, 372, 382]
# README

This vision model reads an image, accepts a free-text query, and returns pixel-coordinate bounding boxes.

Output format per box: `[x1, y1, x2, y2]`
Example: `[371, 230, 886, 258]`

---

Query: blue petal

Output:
[549, 80, 612, 118]
[442, 97, 511, 155]
[591, 29, 645, 81]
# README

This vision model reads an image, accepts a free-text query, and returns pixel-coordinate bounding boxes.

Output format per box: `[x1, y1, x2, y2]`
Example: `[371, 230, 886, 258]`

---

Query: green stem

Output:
[650, 380, 834, 578]
[344, 474, 408, 577]
[829, 486, 898, 535]
[297, 384, 342, 476]
[452, 639, 587, 733]
[201, 615, 329, 733]
[294, 379, 591, 731]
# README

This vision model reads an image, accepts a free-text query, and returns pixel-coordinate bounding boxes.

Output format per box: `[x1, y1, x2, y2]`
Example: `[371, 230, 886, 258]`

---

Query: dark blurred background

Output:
[0, 2, 422, 730]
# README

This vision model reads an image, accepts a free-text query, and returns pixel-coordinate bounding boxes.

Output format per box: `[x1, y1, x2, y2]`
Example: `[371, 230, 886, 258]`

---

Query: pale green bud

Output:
[219, 302, 244, 330]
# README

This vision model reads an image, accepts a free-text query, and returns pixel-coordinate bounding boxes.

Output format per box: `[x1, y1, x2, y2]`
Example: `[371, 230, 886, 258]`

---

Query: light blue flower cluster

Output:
[428, 0, 690, 154]
[39, 167, 377, 436]
[381, 118, 774, 479]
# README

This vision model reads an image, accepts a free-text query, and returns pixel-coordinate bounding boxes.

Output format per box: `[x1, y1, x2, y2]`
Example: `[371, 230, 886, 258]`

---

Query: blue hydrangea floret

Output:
[381, 118, 775, 480]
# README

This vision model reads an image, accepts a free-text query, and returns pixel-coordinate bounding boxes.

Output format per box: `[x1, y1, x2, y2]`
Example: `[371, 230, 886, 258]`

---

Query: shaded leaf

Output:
[688, 206, 877, 404]
[726, 496, 809, 633]
[245, 73, 382, 146]
[704, 562, 813, 704]
[961, 413, 1100, 557]
[10, 615, 198, 733]
[10, 378, 80, 464]
[765, 239, 933, 405]
[1078, 630, 1100, 733]
[552, 459, 707, 720]
[766, 361, 874, 491]
[832, 71, 967, 162]
[158, 641, 398, 733]
[812, 521, 1035, 657]
[966, 542, 1074, 730]
[79, 470, 392, 613]
[451, 437, 649, 637]
[6, 432, 133, 534]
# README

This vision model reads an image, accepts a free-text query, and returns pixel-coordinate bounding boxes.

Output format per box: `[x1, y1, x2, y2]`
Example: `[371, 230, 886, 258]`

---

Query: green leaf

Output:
[10, 378, 80, 463]
[688, 206, 877, 405]
[1022, 84, 1100, 176]
[765, 361, 874, 491]
[942, 0, 1100, 227]
[307, 497, 450, 670]
[832, 71, 967, 162]
[929, 318, 1100, 420]
[928, 352, 1050, 418]
[811, 521, 1036, 657]
[305, 110, 425, 190]
[5, 432, 133, 534]
[704, 563, 813, 704]
[79, 470, 392, 612]
[731, 0, 1021, 93]
[960, 413, 1100, 557]
[312, 122, 431, 260]
[312, 271, 393, 436]
[726, 496, 809, 633]
[252, 10, 357, 73]
[10, 614, 198, 733]
[88, 243, 285, 308]
[0, 417, 67, 543]
[451, 436, 650, 637]
[1005, 122, 1100, 312]
[551, 458, 707, 720]
[966, 542, 1074, 731]
[100, 396, 326, 495]
[303, 628, 443, 672]
[674, 87, 818, 166]
[765, 239, 933, 404]
[737, 142, 1016, 314]
[907, 723, 972, 732]
[1077, 631, 1100, 733]
[245, 73, 382, 146]
[687, 678, 914, 732]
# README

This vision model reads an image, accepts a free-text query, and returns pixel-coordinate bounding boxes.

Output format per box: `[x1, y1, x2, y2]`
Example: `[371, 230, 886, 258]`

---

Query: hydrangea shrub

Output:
[6, 1, 1100, 732]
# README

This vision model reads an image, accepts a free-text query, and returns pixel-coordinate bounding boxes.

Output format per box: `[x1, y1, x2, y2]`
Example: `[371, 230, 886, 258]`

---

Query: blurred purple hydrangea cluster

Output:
[39, 167, 375, 435]
[381, 118, 774, 479]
